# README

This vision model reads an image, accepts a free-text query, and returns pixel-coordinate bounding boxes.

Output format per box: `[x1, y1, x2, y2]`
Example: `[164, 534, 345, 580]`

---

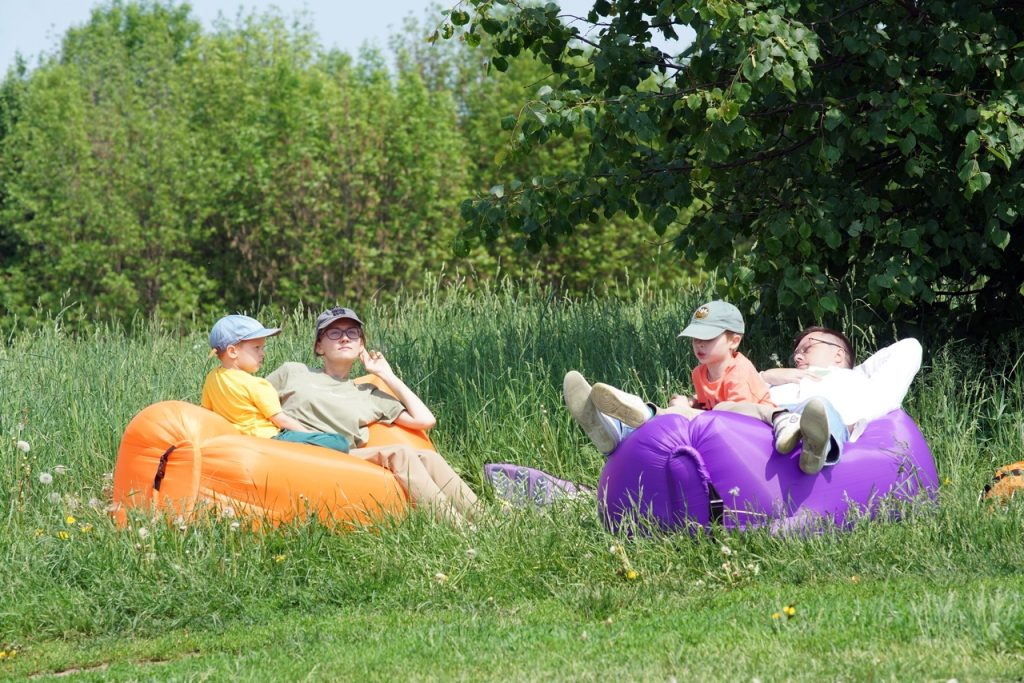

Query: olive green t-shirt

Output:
[266, 362, 405, 448]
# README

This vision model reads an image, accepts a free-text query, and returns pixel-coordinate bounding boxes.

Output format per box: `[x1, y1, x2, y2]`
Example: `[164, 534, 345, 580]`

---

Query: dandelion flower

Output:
[88, 497, 103, 511]
[850, 575, 861, 584]
[465, 548, 478, 560]
[771, 612, 781, 620]
[57, 531, 70, 540]
[222, 506, 236, 519]
[79, 524, 93, 533]
[625, 569, 639, 581]
[783, 604, 796, 617]
[65, 515, 76, 525]
[38, 472, 53, 485]
[728, 486, 740, 497]
[943, 476, 952, 486]
[230, 521, 240, 531]
[48, 492, 62, 505]
[33, 528, 45, 538]
[0, 652, 6, 660]
[720, 544, 733, 556]
[274, 554, 286, 563]
[15, 440, 30, 453]
[433, 572, 448, 584]
[137, 527, 150, 540]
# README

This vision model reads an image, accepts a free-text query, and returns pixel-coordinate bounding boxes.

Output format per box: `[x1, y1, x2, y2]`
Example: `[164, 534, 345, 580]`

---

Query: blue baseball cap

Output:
[209, 314, 281, 353]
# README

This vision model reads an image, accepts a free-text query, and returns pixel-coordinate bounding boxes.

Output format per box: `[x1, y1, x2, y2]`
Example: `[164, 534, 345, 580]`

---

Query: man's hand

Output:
[761, 368, 822, 385]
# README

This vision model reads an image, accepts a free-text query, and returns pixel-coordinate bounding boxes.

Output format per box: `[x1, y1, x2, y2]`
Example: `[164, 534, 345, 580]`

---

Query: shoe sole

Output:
[799, 399, 830, 474]
[591, 383, 649, 428]
[563, 372, 618, 454]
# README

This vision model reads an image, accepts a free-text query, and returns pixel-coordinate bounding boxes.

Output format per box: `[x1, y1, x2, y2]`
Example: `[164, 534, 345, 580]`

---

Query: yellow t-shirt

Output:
[201, 367, 282, 438]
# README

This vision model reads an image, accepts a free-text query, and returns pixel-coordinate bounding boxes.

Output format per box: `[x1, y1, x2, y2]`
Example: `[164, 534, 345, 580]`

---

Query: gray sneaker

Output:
[798, 398, 831, 474]
[563, 371, 620, 454]
[773, 410, 802, 454]
[590, 383, 651, 428]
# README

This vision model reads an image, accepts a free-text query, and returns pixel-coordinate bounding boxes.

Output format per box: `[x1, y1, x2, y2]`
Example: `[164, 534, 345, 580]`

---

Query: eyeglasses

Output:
[791, 337, 845, 361]
[323, 327, 363, 341]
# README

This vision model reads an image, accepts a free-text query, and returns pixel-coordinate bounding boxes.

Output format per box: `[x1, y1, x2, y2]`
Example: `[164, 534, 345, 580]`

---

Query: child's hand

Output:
[668, 394, 695, 408]
[359, 349, 393, 376]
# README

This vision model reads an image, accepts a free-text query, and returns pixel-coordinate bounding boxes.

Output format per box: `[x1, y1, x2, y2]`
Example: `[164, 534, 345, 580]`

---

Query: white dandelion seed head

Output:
[222, 506, 235, 519]
[15, 440, 30, 453]
[137, 527, 150, 539]
[88, 497, 103, 510]
[38, 472, 53, 485]
[465, 548, 478, 560]
[720, 544, 733, 556]
[728, 486, 740, 497]
[48, 492, 62, 505]
[230, 521, 240, 531]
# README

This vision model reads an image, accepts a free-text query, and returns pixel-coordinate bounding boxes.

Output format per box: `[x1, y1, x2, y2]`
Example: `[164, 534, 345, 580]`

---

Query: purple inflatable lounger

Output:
[598, 410, 938, 534]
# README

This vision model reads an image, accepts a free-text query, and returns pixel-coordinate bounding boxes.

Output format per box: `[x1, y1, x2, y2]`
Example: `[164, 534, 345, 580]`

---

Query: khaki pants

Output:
[656, 400, 777, 424]
[350, 445, 480, 524]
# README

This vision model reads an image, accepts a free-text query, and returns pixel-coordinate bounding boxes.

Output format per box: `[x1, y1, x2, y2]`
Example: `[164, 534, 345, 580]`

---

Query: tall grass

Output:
[1, 283, 1023, 679]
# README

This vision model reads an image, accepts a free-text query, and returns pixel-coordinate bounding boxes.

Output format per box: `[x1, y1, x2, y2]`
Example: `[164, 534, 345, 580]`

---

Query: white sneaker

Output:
[563, 371, 620, 454]
[772, 411, 802, 454]
[590, 383, 651, 428]
[798, 398, 831, 475]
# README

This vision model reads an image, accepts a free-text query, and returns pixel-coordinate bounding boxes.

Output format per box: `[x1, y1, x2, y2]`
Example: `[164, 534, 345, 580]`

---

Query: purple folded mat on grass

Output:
[484, 463, 593, 507]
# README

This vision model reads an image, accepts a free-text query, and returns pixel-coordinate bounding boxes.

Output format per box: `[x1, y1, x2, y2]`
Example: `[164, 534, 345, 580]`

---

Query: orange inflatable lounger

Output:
[112, 375, 433, 529]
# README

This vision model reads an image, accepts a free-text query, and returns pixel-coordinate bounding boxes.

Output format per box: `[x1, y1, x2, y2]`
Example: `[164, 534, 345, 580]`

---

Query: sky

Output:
[0, 0, 627, 75]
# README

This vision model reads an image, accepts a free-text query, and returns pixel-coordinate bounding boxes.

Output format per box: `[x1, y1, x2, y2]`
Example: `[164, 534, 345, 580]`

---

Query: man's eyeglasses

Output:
[323, 327, 363, 341]
[791, 337, 845, 361]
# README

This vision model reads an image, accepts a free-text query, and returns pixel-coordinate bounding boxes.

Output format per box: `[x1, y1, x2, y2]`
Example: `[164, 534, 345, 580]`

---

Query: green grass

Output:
[2, 282, 1024, 680]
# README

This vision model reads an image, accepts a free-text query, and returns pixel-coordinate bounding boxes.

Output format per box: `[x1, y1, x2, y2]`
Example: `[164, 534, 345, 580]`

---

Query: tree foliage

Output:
[0, 1, 699, 331]
[448, 0, 1024, 332]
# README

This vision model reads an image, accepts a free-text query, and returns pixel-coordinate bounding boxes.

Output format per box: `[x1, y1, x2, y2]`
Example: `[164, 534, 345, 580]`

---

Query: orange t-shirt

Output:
[691, 351, 775, 409]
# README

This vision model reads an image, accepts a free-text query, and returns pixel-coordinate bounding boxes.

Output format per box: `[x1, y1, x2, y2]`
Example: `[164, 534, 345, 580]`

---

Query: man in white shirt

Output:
[760, 327, 922, 474]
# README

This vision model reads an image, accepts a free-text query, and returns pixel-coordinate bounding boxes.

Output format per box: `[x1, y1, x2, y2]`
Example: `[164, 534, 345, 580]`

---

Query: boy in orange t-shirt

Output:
[587, 300, 775, 428]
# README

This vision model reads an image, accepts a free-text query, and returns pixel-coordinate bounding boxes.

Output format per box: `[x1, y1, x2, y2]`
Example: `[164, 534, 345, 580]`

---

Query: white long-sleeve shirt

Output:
[768, 338, 923, 441]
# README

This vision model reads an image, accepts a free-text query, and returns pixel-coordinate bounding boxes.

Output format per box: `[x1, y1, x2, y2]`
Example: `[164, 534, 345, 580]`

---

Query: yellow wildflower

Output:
[783, 604, 796, 618]
[771, 612, 781, 620]
[273, 554, 286, 563]
[57, 531, 70, 540]
[65, 515, 76, 525]
[33, 528, 44, 538]
[79, 524, 93, 533]
[625, 569, 639, 581]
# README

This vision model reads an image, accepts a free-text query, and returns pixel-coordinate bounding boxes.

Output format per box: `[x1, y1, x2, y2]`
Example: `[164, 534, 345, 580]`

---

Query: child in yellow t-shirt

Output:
[201, 314, 348, 452]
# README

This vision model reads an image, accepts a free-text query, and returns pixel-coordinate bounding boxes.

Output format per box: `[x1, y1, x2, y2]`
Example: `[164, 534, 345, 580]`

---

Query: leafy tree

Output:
[446, 0, 1024, 333]
[0, 1, 211, 325]
[398, 6, 701, 296]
